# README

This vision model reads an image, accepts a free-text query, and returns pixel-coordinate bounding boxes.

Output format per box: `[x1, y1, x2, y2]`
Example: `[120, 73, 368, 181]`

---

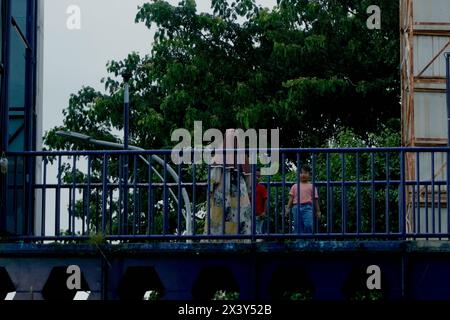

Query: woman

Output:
[205, 129, 252, 236]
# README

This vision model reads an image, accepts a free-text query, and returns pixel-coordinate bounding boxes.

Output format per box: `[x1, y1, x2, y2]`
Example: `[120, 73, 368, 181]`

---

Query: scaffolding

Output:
[401, 0, 450, 234]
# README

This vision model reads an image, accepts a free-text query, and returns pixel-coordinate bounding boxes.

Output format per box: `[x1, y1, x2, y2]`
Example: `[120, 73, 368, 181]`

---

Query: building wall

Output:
[401, 0, 450, 234]
[0, 0, 41, 236]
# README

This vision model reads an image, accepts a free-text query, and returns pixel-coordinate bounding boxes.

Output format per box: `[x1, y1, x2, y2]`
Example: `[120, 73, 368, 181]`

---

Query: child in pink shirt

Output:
[287, 166, 321, 234]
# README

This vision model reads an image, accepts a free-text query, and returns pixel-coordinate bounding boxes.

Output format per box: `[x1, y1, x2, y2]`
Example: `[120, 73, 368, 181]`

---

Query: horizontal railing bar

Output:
[25, 183, 209, 189]
[6, 146, 450, 156]
[13, 180, 449, 190]
[8, 232, 450, 242]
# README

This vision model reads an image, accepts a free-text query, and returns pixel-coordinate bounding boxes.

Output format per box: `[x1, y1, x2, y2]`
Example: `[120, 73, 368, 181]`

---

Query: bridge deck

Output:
[1, 240, 450, 300]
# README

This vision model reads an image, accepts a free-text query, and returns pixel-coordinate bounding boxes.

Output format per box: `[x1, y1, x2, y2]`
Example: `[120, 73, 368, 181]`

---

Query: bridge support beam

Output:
[2, 241, 450, 300]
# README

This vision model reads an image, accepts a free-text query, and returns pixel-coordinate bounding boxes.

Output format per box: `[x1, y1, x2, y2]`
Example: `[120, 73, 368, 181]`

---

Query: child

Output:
[255, 169, 268, 234]
[286, 165, 321, 234]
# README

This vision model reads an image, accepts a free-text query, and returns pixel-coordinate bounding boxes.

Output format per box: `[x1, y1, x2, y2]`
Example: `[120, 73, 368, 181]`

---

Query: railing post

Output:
[237, 154, 241, 236]
[281, 153, 286, 234]
[206, 164, 211, 236]
[447, 150, 450, 237]
[163, 154, 168, 235]
[123, 153, 129, 235]
[341, 153, 346, 235]
[400, 150, 407, 239]
[312, 153, 317, 234]
[222, 151, 226, 236]
[132, 155, 138, 235]
[296, 152, 301, 236]
[446, 53, 450, 237]
[87, 155, 92, 235]
[147, 155, 153, 235]
[41, 157, 47, 236]
[251, 151, 257, 242]
[70, 155, 77, 235]
[192, 161, 197, 236]
[122, 73, 131, 236]
[102, 154, 109, 234]
[177, 163, 182, 237]
[385, 153, 390, 234]
[55, 155, 62, 237]
[446, 53, 450, 145]
[326, 153, 331, 235]
[356, 152, 361, 235]
[25, 154, 34, 236]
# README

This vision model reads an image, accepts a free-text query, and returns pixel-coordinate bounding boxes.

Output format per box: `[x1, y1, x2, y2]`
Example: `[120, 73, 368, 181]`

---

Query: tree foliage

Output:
[266, 122, 401, 235]
[45, 0, 400, 150]
[43, 0, 401, 236]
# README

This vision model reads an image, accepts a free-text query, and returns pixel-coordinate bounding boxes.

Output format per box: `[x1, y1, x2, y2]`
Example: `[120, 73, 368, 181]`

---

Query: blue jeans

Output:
[292, 204, 313, 234]
[256, 216, 265, 234]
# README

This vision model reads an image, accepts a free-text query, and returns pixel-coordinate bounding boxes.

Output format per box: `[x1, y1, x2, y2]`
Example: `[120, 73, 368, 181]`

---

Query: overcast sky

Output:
[43, 0, 278, 134]
[42, 0, 278, 235]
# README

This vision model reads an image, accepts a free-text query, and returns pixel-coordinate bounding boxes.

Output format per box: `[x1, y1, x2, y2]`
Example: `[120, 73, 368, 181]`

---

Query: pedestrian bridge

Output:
[1, 147, 450, 300]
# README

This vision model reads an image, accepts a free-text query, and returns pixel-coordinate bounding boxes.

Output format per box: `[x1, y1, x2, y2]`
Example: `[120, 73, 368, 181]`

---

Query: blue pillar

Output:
[24, 0, 36, 235]
[0, 0, 12, 235]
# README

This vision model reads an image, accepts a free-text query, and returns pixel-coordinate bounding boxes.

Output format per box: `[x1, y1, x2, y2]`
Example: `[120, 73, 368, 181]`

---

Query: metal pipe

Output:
[122, 75, 130, 235]
[55, 131, 193, 235]
[24, 0, 36, 236]
[11, 16, 31, 50]
[123, 80, 130, 151]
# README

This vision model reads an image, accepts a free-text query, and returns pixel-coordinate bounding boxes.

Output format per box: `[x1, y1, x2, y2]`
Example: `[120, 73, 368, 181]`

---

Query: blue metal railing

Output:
[3, 147, 450, 241]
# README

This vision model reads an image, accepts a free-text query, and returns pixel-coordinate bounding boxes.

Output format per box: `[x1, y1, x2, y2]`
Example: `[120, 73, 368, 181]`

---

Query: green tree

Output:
[264, 121, 401, 235]
[45, 0, 400, 151]
[43, 0, 401, 236]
